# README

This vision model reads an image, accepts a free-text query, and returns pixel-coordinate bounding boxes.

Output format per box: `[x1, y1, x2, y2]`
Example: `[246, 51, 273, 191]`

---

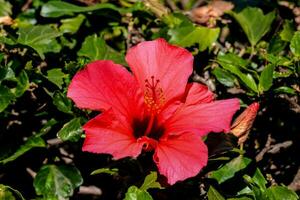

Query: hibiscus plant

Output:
[0, 0, 299, 200]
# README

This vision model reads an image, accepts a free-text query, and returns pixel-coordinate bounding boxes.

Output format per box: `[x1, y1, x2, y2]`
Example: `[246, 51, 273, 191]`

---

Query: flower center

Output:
[144, 76, 165, 114]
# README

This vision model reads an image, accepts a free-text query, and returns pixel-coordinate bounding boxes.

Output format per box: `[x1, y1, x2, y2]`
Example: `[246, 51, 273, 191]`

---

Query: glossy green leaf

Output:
[212, 67, 236, 87]
[78, 34, 125, 64]
[33, 164, 83, 199]
[59, 14, 85, 34]
[57, 118, 82, 142]
[274, 86, 296, 95]
[217, 62, 258, 93]
[0, 135, 46, 164]
[259, 64, 275, 92]
[17, 25, 61, 59]
[124, 186, 153, 200]
[0, 85, 14, 112]
[231, 7, 275, 46]
[265, 186, 298, 200]
[53, 91, 72, 114]
[0, 184, 25, 200]
[0, 0, 12, 16]
[290, 31, 300, 57]
[41, 1, 120, 18]
[268, 35, 287, 55]
[209, 156, 252, 184]
[169, 24, 220, 51]
[280, 20, 295, 42]
[207, 186, 225, 200]
[140, 171, 163, 191]
[217, 53, 248, 69]
[46, 68, 66, 89]
[91, 168, 119, 176]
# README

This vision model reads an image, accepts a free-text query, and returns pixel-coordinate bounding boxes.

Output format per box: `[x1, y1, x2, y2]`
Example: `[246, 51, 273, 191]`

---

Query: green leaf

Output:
[41, 1, 121, 18]
[91, 168, 119, 176]
[46, 68, 66, 89]
[231, 7, 275, 46]
[0, 135, 46, 164]
[13, 70, 29, 98]
[251, 168, 267, 191]
[265, 186, 299, 200]
[0, 0, 12, 16]
[53, 91, 72, 114]
[140, 171, 163, 191]
[207, 186, 225, 200]
[0, 184, 25, 200]
[209, 156, 252, 184]
[268, 35, 287, 55]
[0, 85, 14, 112]
[78, 34, 125, 64]
[59, 14, 85, 34]
[212, 67, 236, 87]
[217, 53, 248, 69]
[124, 186, 153, 200]
[274, 86, 296, 95]
[217, 62, 258, 93]
[258, 64, 275, 92]
[168, 25, 220, 51]
[17, 25, 62, 59]
[290, 31, 300, 57]
[280, 20, 295, 42]
[57, 118, 82, 142]
[33, 165, 83, 199]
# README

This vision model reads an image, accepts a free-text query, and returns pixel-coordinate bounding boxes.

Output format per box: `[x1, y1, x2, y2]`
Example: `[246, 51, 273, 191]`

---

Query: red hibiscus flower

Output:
[67, 38, 240, 185]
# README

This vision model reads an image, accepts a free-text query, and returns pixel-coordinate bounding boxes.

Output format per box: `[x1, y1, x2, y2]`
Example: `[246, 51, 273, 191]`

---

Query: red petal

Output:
[165, 99, 240, 136]
[126, 38, 193, 104]
[82, 110, 144, 159]
[67, 60, 144, 117]
[154, 133, 208, 185]
[183, 83, 214, 105]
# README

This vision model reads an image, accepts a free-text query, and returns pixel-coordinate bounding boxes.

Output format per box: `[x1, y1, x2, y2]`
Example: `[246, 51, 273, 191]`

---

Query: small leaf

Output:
[274, 86, 295, 95]
[124, 186, 153, 200]
[14, 70, 29, 98]
[91, 168, 119, 176]
[41, 1, 121, 18]
[59, 14, 85, 34]
[78, 34, 125, 65]
[46, 68, 66, 89]
[140, 171, 163, 191]
[168, 24, 220, 51]
[0, 135, 46, 164]
[212, 67, 236, 87]
[0, 184, 25, 200]
[265, 186, 298, 200]
[231, 7, 275, 46]
[53, 91, 73, 114]
[0, 85, 14, 113]
[0, 0, 12, 16]
[217, 53, 249, 69]
[207, 186, 225, 200]
[17, 25, 62, 59]
[258, 64, 275, 92]
[280, 20, 295, 42]
[209, 156, 252, 184]
[268, 35, 287, 55]
[33, 164, 83, 199]
[290, 31, 300, 57]
[57, 118, 82, 142]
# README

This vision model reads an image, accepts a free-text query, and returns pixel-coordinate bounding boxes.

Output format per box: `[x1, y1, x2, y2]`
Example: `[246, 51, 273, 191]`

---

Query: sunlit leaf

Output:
[169, 24, 219, 51]
[0, 85, 14, 112]
[53, 91, 73, 114]
[258, 64, 275, 92]
[91, 168, 119, 176]
[57, 118, 82, 142]
[265, 186, 298, 200]
[13, 70, 29, 98]
[124, 186, 153, 200]
[231, 7, 275, 46]
[78, 34, 125, 64]
[290, 31, 300, 57]
[0, 184, 25, 200]
[209, 156, 252, 184]
[280, 20, 295, 42]
[17, 25, 62, 59]
[140, 171, 163, 190]
[0, 0, 12, 16]
[46, 68, 66, 89]
[33, 165, 83, 199]
[207, 186, 225, 200]
[59, 14, 85, 34]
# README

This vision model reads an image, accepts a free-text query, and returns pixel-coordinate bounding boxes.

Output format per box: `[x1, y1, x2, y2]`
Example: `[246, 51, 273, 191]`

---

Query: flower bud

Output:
[231, 102, 260, 145]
